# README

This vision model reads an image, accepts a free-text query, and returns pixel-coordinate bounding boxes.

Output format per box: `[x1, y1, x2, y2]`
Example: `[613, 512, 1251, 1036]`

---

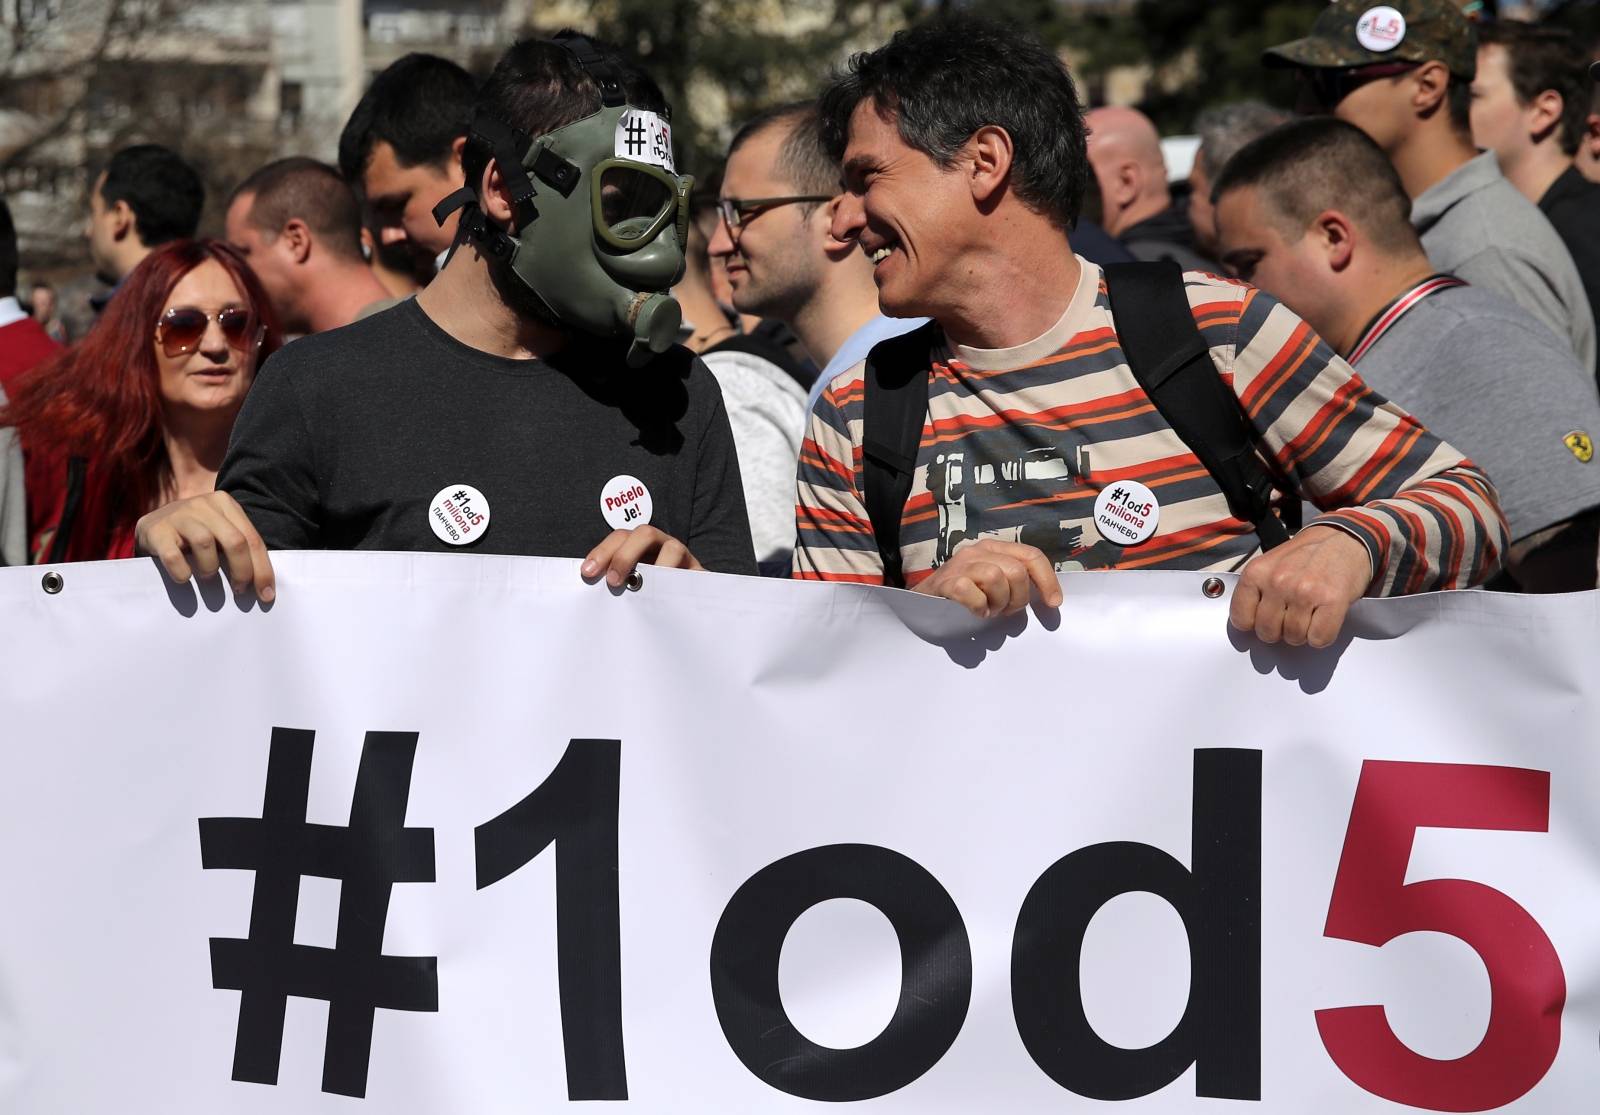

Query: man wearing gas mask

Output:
[134, 32, 756, 599]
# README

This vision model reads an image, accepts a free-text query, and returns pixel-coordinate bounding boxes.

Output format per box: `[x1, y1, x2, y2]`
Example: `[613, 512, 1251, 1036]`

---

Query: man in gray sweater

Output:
[1266, 0, 1595, 373]
[1214, 116, 1600, 591]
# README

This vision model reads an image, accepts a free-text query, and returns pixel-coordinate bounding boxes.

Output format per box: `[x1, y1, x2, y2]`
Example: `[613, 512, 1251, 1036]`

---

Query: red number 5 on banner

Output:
[1317, 761, 1566, 1111]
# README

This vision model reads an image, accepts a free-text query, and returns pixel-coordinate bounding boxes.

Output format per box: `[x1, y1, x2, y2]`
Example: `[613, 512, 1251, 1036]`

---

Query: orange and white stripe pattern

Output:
[792, 261, 1508, 593]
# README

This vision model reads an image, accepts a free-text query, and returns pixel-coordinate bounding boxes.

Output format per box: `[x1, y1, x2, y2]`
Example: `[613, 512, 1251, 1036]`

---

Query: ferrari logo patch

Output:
[1565, 431, 1594, 462]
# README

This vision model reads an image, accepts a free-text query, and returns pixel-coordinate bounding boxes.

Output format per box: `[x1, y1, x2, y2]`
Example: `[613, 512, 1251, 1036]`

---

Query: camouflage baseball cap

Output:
[1263, 1, 1477, 81]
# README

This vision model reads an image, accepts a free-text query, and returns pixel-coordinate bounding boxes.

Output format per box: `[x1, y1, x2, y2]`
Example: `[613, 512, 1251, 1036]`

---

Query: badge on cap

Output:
[615, 110, 675, 174]
[428, 484, 490, 546]
[600, 474, 654, 530]
[1093, 480, 1160, 546]
[1565, 431, 1594, 463]
[1356, 6, 1407, 53]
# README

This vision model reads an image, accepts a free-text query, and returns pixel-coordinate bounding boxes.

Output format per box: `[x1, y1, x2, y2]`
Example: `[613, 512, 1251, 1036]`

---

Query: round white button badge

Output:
[600, 474, 653, 530]
[1356, 6, 1407, 53]
[1093, 480, 1160, 546]
[428, 484, 491, 546]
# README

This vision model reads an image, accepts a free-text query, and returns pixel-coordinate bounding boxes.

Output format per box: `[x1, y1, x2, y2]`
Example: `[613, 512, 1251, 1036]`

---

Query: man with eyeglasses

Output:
[709, 102, 927, 420]
[1265, 0, 1595, 374]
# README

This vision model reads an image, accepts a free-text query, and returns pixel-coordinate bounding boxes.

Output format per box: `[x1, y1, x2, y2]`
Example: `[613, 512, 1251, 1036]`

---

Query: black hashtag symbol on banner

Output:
[199, 728, 438, 1098]
[1109, 486, 1126, 503]
[452, 489, 468, 502]
[624, 119, 646, 156]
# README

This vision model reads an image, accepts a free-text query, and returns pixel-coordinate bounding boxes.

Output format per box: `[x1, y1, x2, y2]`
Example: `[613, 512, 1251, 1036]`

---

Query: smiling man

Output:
[793, 17, 1509, 649]
[709, 101, 925, 418]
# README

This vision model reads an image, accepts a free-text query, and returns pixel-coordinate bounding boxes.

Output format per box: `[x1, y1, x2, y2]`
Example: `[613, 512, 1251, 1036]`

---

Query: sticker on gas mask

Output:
[615, 110, 675, 174]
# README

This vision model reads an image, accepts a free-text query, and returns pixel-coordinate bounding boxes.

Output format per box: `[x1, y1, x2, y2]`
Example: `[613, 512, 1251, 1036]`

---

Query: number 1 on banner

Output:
[475, 738, 627, 1100]
[1316, 760, 1565, 1112]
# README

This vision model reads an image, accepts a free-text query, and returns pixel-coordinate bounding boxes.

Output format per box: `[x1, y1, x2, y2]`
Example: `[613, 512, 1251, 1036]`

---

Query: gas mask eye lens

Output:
[599, 166, 674, 241]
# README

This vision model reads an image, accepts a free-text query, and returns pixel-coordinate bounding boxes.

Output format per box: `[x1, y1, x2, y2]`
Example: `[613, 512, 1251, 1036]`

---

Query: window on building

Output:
[278, 81, 303, 133]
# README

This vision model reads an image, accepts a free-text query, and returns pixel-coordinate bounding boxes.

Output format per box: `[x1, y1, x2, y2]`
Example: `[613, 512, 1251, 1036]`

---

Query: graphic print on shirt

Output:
[927, 439, 1124, 573]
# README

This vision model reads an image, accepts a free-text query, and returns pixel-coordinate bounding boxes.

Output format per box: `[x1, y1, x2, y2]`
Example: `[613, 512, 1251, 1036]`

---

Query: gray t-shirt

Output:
[1356, 282, 1600, 542]
[697, 346, 806, 570]
[1412, 152, 1596, 372]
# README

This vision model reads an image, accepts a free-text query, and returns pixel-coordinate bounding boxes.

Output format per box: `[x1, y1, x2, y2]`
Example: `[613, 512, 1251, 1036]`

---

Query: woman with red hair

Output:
[1, 239, 282, 562]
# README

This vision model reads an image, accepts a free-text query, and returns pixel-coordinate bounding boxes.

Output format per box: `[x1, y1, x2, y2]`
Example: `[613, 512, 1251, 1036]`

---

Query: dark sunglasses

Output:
[155, 306, 258, 358]
[1300, 61, 1420, 111]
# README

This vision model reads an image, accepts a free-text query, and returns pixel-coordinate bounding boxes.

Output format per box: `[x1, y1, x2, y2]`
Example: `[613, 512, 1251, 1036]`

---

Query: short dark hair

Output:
[1478, 22, 1591, 156]
[97, 144, 204, 247]
[1212, 116, 1419, 255]
[460, 33, 667, 201]
[230, 157, 365, 262]
[818, 17, 1088, 230]
[728, 101, 838, 206]
[0, 197, 16, 299]
[337, 53, 477, 186]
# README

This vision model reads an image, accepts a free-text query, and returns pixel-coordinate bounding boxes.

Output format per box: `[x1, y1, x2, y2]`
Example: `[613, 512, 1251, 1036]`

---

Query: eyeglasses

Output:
[154, 306, 258, 358]
[716, 195, 834, 231]
[1299, 61, 1420, 111]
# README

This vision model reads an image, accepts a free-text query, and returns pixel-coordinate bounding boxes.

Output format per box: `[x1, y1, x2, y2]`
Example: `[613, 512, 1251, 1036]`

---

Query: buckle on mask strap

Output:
[434, 188, 519, 263]
[531, 145, 580, 197]
[460, 206, 518, 263]
[470, 114, 541, 226]
[554, 31, 629, 108]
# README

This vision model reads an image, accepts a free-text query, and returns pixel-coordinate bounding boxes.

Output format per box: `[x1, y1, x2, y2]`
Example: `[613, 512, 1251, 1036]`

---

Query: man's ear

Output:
[280, 218, 312, 264]
[1528, 89, 1564, 145]
[1312, 209, 1356, 271]
[109, 199, 135, 243]
[1587, 112, 1600, 160]
[480, 158, 514, 225]
[1411, 60, 1451, 118]
[966, 124, 1014, 205]
[450, 134, 468, 184]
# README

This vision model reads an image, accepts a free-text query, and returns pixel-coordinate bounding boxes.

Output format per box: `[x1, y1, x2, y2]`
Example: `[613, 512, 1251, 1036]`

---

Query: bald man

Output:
[1085, 105, 1211, 269]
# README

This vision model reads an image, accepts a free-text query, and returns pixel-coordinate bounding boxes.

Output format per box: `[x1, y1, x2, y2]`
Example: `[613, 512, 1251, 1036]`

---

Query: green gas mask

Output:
[433, 35, 693, 367]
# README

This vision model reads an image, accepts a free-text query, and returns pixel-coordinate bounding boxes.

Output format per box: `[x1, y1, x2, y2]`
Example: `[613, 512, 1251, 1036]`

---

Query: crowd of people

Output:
[2, 0, 1598, 648]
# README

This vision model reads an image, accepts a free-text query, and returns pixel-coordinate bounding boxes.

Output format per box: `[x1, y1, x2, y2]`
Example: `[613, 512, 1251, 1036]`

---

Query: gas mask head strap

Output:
[553, 30, 629, 108]
[434, 34, 628, 244]
[432, 113, 585, 253]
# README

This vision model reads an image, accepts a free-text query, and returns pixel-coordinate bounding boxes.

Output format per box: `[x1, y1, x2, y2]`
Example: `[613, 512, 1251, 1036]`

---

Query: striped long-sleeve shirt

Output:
[792, 260, 1509, 593]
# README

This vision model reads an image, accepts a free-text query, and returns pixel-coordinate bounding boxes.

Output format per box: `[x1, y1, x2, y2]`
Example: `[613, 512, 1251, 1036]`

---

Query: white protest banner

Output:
[0, 553, 1594, 1113]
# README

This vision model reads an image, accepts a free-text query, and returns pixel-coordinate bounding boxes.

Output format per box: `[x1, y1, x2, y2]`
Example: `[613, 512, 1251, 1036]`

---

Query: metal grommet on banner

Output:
[40, 571, 64, 595]
[1202, 576, 1225, 599]
[625, 570, 644, 592]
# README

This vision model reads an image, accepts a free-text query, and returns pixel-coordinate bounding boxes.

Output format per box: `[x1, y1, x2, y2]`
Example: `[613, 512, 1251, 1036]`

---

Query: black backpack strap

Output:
[862, 322, 943, 587]
[1103, 261, 1291, 550]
